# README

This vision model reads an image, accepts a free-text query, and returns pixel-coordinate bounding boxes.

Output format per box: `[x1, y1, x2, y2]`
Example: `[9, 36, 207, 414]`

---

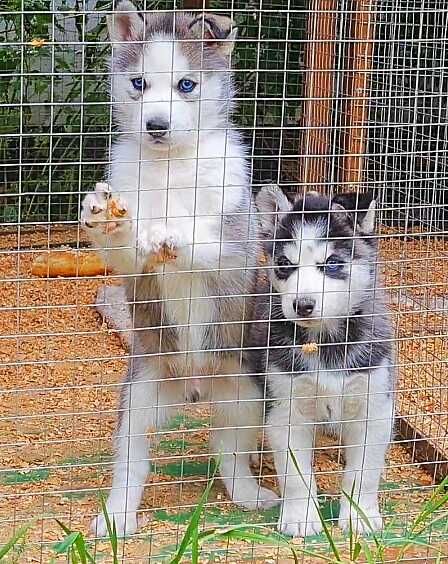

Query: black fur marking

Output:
[250, 290, 393, 402]
[188, 16, 229, 40]
[249, 191, 394, 409]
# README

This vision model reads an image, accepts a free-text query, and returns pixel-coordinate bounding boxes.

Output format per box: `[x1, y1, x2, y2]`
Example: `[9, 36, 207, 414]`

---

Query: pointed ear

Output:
[359, 199, 376, 233]
[107, 1, 144, 44]
[256, 184, 292, 235]
[331, 192, 376, 232]
[188, 14, 237, 57]
[330, 201, 349, 215]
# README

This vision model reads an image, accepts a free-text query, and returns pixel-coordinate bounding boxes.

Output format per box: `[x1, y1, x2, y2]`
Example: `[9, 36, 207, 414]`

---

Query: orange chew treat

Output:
[302, 342, 319, 354]
[147, 243, 178, 265]
[31, 251, 110, 277]
[108, 199, 127, 218]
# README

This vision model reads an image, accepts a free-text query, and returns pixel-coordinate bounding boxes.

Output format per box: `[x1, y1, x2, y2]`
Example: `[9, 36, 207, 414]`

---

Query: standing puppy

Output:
[81, 2, 277, 537]
[253, 186, 394, 537]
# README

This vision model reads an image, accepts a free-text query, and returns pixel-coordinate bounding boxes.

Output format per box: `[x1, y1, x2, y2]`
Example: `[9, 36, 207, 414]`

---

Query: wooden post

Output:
[298, 0, 338, 192]
[298, 0, 375, 193]
[341, 0, 376, 187]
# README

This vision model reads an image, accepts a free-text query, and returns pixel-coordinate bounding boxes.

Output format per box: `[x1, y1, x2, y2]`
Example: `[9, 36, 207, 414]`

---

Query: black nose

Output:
[146, 120, 169, 137]
[293, 297, 316, 317]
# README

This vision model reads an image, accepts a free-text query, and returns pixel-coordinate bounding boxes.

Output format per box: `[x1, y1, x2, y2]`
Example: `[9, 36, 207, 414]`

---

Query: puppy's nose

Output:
[146, 120, 169, 137]
[293, 297, 316, 317]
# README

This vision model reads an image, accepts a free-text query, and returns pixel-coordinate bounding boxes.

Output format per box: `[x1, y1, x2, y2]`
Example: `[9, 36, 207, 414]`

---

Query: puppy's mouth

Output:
[147, 137, 171, 149]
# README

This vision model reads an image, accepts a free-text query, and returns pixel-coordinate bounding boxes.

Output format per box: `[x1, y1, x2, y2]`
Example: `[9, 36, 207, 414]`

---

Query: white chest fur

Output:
[268, 362, 389, 429]
[109, 133, 247, 243]
[108, 133, 250, 365]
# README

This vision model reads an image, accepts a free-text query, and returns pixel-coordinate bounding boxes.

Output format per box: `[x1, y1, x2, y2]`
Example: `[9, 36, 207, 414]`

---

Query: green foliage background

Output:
[0, 0, 306, 224]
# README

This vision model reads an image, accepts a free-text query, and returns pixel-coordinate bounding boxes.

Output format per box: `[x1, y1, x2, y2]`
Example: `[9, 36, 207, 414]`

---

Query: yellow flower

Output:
[30, 38, 47, 48]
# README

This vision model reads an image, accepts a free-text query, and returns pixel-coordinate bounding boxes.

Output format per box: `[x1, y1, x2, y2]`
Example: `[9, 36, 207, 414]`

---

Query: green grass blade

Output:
[0, 524, 30, 559]
[71, 546, 81, 564]
[203, 525, 331, 563]
[170, 473, 216, 564]
[352, 540, 362, 561]
[55, 519, 72, 535]
[74, 535, 91, 564]
[99, 494, 119, 564]
[410, 475, 448, 532]
[361, 540, 375, 564]
[288, 447, 341, 562]
[191, 520, 199, 564]
[341, 490, 381, 550]
[54, 520, 95, 564]
[393, 477, 448, 562]
[53, 531, 81, 554]
[347, 480, 357, 561]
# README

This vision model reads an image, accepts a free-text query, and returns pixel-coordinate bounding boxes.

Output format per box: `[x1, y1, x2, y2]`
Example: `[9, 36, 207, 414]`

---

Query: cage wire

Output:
[0, 0, 447, 562]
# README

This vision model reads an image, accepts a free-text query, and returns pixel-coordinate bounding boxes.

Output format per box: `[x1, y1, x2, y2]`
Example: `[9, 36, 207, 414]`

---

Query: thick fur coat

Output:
[251, 186, 395, 537]
[81, 1, 277, 536]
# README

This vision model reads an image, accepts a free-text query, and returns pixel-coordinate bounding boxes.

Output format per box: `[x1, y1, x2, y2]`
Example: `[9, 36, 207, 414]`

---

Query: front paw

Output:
[139, 228, 182, 266]
[278, 500, 323, 537]
[91, 509, 137, 538]
[338, 498, 382, 534]
[231, 483, 280, 511]
[81, 182, 130, 237]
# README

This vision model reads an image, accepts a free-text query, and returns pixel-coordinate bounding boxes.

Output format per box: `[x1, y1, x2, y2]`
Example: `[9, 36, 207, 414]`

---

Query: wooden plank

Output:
[397, 415, 448, 482]
[341, 0, 376, 187]
[298, 0, 338, 191]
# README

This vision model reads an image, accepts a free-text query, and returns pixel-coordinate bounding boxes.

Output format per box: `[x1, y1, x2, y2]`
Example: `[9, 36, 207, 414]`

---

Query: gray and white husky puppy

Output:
[81, 1, 277, 537]
[252, 186, 395, 537]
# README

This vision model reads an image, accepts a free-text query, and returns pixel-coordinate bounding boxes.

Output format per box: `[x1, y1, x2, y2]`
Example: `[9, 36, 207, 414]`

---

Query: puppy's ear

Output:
[359, 199, 376, 233]
[256, 184, 292, 236]
[331, 192, 376, 232]
[188, 14, 237, 56]
[107, 1, 144, 44]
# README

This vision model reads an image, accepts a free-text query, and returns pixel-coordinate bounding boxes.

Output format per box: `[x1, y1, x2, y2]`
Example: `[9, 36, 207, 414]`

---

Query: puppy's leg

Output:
[339, 368, 394, 533]
[91, 361, 180, 537]
[209, 363, 279, 510]
[268, 403, 322, 537]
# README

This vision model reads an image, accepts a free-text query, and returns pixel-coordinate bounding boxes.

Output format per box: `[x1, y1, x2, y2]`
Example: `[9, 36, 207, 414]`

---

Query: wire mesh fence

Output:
[0, 0, 447, 562]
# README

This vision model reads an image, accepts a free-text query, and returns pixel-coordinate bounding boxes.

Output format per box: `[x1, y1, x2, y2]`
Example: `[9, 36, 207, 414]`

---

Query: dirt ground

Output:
[0, 226, 447, 562]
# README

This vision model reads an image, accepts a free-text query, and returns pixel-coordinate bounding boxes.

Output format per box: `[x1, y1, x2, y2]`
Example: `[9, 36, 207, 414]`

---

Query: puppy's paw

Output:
[278, 500, 323, 537]
[81, 183, 130, 237]
[338, 498, 382, 535]
[91, 508, 137, 538]
[232, 484, 280, 510]
[139, 227, 182, 266]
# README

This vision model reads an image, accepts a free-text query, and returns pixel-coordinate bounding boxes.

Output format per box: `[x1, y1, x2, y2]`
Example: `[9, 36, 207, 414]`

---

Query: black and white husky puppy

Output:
[252, 186, 395, 537]
[81, 1, 277, 537]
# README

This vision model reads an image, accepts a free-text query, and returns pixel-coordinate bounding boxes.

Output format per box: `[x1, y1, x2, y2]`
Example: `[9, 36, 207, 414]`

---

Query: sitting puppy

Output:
[251, 186, 395, 537]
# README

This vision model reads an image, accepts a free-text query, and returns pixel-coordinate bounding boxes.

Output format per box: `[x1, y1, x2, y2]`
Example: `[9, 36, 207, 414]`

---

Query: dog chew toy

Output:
[150, 243, 178, 265]
[31, 250, 110, 277]
[107, 199, 127, 219]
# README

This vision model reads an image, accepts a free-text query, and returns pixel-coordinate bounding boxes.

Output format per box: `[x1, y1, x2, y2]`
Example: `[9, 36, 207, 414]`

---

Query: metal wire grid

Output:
[0, 0, 447, 562]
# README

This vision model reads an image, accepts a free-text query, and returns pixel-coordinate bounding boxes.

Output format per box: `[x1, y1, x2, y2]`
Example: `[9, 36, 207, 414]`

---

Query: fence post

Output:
[298, 0, 338, 193]
[341, 0, 376, 188]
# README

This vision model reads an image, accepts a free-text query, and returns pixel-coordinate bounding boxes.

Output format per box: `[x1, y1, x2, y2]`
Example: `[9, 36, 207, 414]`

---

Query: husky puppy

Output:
[81, 1, 277, 536]
[252, 186, 394, 537]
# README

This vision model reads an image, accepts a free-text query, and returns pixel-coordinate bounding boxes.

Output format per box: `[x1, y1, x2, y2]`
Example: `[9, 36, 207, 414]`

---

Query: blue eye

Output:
[178, 78, 196, 93]
[131, 77, 146, 91]
[325, 255, 344, 271]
